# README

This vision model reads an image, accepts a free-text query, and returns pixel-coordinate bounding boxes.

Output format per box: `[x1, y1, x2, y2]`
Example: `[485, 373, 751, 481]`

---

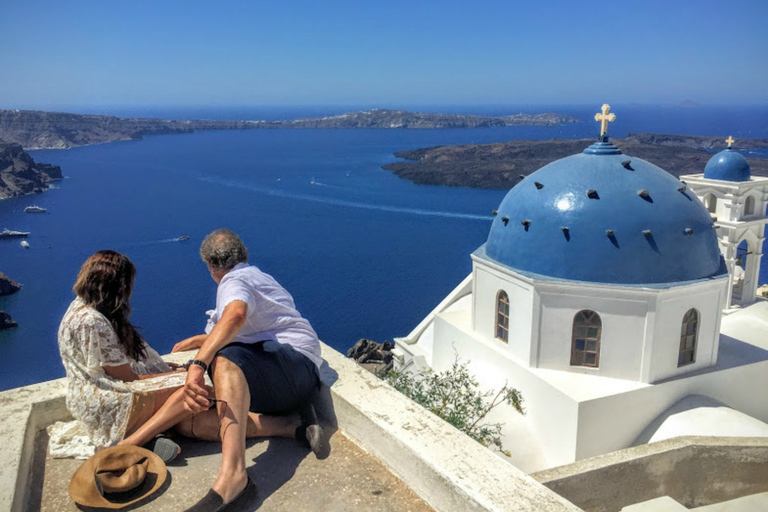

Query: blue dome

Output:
[703, 149, 751, 182]
[483, 141, 726, 285]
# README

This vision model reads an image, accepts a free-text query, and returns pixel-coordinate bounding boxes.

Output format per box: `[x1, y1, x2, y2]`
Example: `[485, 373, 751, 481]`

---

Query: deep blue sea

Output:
[1, 104, 767, 391]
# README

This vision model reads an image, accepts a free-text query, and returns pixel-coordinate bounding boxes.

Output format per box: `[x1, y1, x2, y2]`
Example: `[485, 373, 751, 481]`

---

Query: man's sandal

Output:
[295, 424, 324, 455]
[183, 477, 256, 512]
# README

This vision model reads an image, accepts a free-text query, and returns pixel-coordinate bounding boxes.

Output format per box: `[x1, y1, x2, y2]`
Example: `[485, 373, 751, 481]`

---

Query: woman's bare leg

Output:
[119, 386, 191, 447]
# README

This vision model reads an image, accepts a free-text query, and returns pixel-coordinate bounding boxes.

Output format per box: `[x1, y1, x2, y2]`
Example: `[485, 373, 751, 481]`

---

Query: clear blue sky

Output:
[1, 0, 766, 108]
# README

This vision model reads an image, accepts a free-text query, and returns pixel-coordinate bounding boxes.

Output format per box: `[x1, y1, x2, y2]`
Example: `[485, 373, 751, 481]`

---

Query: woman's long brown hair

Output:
[73, 250, 147, 361]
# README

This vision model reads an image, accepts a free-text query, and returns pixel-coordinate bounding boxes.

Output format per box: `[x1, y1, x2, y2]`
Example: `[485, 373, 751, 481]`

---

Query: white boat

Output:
[0, 229, 30, 239]
[20, 240, 29, 248]
[24, 205, 47, 213]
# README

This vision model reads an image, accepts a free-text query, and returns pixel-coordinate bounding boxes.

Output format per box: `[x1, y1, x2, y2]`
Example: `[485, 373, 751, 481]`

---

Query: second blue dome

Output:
[703, 148, 751, 182]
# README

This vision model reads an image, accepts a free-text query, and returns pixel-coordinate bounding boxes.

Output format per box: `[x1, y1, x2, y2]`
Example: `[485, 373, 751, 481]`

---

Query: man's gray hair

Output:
[200, 228, 249, 272]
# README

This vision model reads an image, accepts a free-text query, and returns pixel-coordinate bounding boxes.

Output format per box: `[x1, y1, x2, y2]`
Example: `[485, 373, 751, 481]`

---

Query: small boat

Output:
[0, 229, 30, 238]
[24, 205, 47, 213]
[20, 240, 29, 248]
[178, 236, 190, 241]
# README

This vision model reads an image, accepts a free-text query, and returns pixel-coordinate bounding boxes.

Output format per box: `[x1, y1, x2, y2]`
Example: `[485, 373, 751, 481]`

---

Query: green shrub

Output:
[386, 358, 524, 456]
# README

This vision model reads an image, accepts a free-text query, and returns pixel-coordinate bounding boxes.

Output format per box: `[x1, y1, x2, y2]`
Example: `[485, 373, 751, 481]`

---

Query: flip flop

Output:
[147, 435, 180, 464]
[183, 477, 256, 512]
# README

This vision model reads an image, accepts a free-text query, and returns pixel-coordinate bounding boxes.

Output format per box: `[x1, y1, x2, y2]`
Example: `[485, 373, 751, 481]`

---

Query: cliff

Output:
[0, 312, 17, 330]
[0, 273, 21, 296]
[382, 133, 768, 189]
[0, 109, 578, 150]
[0, 141, 62, 199]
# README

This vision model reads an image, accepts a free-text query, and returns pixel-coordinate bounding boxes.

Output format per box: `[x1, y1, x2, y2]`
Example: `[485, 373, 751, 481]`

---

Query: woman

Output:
[58, 250, 304, 461]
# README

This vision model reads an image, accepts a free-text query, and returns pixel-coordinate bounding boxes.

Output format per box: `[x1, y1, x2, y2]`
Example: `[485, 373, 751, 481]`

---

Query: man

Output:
[176, 228, 322, 511]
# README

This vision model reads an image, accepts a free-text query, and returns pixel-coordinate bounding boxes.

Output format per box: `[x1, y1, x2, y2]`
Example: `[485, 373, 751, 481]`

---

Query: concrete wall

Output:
[574, 359, 768, 461]
[533, 437, 768, 512]
[319, 344, 583, 511]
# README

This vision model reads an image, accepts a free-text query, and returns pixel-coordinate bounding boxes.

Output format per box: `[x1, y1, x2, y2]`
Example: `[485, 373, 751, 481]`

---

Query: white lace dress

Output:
[57, 297, 173, 447]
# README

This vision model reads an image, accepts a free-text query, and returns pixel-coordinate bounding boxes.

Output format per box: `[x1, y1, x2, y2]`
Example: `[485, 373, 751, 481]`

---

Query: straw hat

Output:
[68, 445, 167, 509]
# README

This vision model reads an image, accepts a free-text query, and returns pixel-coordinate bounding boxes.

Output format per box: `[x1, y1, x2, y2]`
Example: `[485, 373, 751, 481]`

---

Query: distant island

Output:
[0, 108, 579, 150]
[382, 133, 768, 189]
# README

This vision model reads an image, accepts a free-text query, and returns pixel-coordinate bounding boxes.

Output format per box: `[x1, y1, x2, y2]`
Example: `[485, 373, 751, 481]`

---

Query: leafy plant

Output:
[385, 357, 524, 456]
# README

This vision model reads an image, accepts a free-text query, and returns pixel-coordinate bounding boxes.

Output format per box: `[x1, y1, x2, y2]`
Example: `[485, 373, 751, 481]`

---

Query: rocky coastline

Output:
[0, 108, 578, 150]
[382, 133, 768, 189]
[0, 273, 21, 296]
[0, 141, 62, 199]
[0, 272, 21, 330]
[347, 338, 394, 376]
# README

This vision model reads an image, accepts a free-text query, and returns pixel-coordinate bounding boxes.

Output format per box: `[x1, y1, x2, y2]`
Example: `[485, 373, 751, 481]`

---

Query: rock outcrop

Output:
[0, 108, 579, 150]
[0, 311, 18, 329]
[0, 272, 21, 296]
[383, 133, 768, 189]
[347, 339, 394, 376]
[0, 141, 62, 199]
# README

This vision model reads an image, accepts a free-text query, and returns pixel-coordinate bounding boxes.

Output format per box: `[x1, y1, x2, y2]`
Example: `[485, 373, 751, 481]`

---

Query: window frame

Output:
[495, 290, 510, 343]
[678, 308, 699, 367]
[570, 310, 601, 368]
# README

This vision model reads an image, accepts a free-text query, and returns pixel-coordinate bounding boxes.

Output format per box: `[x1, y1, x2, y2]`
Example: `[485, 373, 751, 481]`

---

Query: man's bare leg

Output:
[210, 355, 251, 503]
[176, 410, 300, 441]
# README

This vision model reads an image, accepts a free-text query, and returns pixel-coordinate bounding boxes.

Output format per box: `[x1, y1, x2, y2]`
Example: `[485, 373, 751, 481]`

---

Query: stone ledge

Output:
[533, 436, 768, 511]
[0, 344, 580, 512]
[322, 345, 580, 511]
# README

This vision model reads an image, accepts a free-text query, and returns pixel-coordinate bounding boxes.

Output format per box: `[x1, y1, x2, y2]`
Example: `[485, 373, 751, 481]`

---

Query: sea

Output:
[1, 104, 767, 391]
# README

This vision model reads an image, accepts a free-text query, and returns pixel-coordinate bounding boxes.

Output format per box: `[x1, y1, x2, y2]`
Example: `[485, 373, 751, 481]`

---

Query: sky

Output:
[0, 0, 766, 108]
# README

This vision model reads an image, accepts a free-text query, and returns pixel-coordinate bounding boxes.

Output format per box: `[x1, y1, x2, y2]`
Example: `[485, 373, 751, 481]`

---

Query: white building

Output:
[394, 108, 768, 473]
[681, 137, 768, 310]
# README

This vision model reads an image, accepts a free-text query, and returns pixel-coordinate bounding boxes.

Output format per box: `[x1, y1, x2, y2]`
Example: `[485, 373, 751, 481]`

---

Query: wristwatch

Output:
[188, 359, 208, 372]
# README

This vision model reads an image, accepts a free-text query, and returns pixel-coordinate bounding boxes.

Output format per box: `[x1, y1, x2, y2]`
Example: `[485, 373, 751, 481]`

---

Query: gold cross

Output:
[594, 104, 616, 137]
[726, 135, 735, 148]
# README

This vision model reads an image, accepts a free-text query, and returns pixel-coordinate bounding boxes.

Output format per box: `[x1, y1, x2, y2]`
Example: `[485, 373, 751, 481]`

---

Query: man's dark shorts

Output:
[215, 340, 320, 414]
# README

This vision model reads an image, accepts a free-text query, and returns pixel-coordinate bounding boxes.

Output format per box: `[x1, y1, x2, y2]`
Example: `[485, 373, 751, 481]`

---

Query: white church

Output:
[393, 105, 768, 473]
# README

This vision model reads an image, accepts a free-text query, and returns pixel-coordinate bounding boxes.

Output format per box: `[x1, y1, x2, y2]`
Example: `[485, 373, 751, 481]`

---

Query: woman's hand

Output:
[172, 334, 207, 353]
[166, 362, 187, 372]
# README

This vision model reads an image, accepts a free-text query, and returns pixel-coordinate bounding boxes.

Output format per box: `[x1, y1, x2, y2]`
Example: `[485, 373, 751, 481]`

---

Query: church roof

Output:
[703, 148, 751, 182]
[483, 139, 726, 285]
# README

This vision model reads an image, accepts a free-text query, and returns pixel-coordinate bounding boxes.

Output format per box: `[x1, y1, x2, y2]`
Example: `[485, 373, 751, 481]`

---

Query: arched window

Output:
[571, 310, 601, 367]
[744, 195, 756, 216]
[678, 309, 699, 367]
[496, 290, 510, 343]
[704, 194, 717, 214]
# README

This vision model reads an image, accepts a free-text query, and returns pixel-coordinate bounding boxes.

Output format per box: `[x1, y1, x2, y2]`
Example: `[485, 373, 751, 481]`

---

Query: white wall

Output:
[473, 261, 535, 365]
[648, 280, 726, 383]
[430, 316, 582, 469]
[534, 283, 652, 381]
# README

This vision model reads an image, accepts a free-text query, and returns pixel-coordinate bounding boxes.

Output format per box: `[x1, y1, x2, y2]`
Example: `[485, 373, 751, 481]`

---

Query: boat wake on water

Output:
[199, 176, 492, 221]
[121, 236, 190, 247]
